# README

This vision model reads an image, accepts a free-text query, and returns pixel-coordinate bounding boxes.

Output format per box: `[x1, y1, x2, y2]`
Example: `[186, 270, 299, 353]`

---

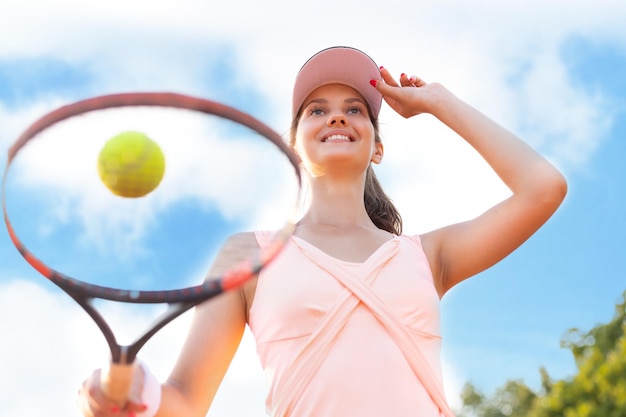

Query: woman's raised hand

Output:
[372, 67, 447, 119]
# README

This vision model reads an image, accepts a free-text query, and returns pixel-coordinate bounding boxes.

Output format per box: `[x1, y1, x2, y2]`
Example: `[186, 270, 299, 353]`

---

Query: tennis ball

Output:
[98, 131, 165, 198]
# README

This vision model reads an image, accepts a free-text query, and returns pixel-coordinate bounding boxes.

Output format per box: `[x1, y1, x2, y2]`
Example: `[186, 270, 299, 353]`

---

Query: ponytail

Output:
[364, 164, 402, 235]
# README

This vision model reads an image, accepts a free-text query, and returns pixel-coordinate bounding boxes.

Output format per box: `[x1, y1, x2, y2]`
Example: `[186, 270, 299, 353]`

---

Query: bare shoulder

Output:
[205, 232, 261, 321]
[222, 231, 260, 252]
[206, 232, 260, 279]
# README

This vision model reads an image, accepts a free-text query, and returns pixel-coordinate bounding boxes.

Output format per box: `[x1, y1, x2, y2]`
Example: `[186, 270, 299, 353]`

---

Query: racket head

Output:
[2, 92, 301, 304]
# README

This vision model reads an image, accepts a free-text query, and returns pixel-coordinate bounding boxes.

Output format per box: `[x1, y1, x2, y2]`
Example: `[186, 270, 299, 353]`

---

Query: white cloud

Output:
[0, 279, 107, 417]
[1, 1, 620, 181]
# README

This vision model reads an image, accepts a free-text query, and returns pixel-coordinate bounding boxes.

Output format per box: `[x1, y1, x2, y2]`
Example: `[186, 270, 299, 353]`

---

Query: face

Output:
[293, 84, 383, 177]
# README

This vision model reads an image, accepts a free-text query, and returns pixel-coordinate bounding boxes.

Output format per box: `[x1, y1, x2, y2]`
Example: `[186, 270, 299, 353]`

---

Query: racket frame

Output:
[2, 92, 300, 365]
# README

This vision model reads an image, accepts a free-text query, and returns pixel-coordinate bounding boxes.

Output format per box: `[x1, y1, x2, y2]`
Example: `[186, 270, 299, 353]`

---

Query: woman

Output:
[78, 46, 567, 417]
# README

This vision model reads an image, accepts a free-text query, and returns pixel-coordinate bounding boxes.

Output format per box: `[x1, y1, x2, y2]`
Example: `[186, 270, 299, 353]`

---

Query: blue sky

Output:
[0, 1, 625, 416]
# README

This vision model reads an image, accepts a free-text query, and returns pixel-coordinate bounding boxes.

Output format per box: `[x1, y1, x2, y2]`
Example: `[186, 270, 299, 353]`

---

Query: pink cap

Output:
[292, 46, 382, 119]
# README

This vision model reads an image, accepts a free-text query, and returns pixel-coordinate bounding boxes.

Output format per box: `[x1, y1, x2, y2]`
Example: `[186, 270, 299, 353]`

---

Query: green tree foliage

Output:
[457, 291, 626, 417]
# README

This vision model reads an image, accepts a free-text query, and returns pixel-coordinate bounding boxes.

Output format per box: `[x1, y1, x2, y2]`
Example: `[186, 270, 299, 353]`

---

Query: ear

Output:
[371, 142, 384, 164]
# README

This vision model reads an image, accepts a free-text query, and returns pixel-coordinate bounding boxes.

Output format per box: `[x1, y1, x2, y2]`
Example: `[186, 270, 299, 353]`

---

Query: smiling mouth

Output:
[322, 134, 353, 143]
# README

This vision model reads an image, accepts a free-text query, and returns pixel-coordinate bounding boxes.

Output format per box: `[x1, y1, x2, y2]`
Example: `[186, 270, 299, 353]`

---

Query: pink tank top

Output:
[249, 232, 452, 417]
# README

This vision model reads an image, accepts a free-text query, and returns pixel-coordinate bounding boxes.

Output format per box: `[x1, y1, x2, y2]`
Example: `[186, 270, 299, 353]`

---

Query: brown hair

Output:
[290, 108, 403, 236]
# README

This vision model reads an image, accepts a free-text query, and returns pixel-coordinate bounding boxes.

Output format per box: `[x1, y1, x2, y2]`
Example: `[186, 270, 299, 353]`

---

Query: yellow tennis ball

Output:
[98, 131, 165, 198]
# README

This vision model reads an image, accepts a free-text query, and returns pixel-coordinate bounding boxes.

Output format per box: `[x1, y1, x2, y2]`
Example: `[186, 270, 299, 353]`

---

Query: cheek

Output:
[293, 124, 314, 156]
[292, 134, 306, 157]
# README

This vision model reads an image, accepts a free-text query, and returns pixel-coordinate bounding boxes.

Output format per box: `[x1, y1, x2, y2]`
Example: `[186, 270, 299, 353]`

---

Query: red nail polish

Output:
[110, 405, 120, 413]
[401, 73, 406, 78]
[369, 80, 377, 87]
[379, 66, 384, 70]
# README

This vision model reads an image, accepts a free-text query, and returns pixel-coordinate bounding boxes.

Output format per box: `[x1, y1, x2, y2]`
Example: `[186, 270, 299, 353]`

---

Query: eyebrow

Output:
[304, 97, 367, 107]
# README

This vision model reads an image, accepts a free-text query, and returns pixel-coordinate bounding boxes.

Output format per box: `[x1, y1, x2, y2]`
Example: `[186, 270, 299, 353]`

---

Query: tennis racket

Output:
[2, 92, 301, 407]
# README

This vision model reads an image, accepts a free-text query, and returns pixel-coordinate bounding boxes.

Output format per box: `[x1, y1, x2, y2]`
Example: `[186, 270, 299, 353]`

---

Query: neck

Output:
[299, 174, 375, 229]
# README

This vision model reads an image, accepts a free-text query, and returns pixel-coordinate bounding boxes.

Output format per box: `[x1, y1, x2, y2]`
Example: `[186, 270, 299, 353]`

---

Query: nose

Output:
[327, 112, 347, 126]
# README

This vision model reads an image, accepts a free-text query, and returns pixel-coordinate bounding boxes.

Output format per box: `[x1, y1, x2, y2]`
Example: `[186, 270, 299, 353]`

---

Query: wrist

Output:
[136, 360, 162, 417]
[424, 83, 456, 117]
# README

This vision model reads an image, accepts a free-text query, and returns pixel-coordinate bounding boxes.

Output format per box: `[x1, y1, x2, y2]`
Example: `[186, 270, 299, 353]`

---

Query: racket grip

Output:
[100, 361, 141, 406]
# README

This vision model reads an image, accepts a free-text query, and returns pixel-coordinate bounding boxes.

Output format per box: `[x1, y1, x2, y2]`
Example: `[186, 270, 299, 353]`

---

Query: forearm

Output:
[152, 350, 234, 417]
[154, 276, 249, 417]
[155, 382, 212, 417]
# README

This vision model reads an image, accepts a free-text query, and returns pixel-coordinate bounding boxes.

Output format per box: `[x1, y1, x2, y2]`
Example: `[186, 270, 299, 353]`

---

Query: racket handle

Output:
[100, 361, 141, 406]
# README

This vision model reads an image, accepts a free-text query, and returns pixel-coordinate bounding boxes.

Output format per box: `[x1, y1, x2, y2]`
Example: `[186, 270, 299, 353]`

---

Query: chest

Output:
[249, 235, 441, 342]
[293, 227, 394, 263]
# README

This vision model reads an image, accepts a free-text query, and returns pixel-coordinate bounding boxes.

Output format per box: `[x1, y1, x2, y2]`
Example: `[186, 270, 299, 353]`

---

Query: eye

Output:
[307, 106, 325, 116]
[346, 103, 367, 115]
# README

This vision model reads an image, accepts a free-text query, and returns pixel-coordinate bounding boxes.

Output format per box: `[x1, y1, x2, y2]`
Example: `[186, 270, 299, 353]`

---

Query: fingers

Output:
[400, 73, 414, 87]
[77, 370, 115, 416]
[377, 66, 427, 89]
[379, 66, 400, 87]
[412, 75, 427, 87]
[400, 73, 427, 88]
[371, 67, 431, 119]
[77, 368, 147, 417]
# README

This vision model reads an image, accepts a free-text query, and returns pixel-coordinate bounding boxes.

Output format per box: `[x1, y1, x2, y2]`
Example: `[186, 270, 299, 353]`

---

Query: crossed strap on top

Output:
[270, 237, 455, 417]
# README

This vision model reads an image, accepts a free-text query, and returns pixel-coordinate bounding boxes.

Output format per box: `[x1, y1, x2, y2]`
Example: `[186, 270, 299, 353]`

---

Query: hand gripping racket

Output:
[1, 92, 301, 407]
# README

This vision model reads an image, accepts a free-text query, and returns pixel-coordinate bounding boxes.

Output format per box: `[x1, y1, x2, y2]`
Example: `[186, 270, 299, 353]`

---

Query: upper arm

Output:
[422, 180, 567, 297]
[158, 232, 259, 417]
[414, 87, 568, 297]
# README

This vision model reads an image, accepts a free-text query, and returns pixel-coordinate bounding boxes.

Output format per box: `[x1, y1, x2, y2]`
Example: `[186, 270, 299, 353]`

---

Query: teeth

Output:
[324, 134, 351, 142]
